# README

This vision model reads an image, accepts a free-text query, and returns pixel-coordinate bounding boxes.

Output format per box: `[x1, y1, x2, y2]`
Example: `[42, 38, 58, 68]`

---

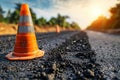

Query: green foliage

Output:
[7, 3, 37, 24]
[56, 14, 69, 27]
[71, 22, 80, 29]
[0, 4, 80, 29]
[15, 3, 21, 11]
[36, 14, 80, 29]
[0, 5, 5, 22]
[7, 3, 21, 24]
[48, 17, 57, 26]
[46, 14, 68, 27]
[5, 10, 11, 23]
[46, 14, 80, 29]
[65, 22, 71, 28]
[35, 17, 47, 26]
[9, 9, 19, 24]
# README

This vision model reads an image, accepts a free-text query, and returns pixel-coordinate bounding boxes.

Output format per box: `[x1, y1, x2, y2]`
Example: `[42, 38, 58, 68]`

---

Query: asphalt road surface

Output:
[0, 30, 119, 80]
[87, 31, 120, 80]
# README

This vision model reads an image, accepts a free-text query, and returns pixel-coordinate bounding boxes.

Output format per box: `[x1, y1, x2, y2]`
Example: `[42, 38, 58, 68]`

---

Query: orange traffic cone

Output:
[6, 4, 44, 60]
[56, 25, 60, 33]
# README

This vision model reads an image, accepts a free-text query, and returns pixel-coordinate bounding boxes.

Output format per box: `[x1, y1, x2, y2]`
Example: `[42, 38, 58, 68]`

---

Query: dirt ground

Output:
[0, 23, 75, 35]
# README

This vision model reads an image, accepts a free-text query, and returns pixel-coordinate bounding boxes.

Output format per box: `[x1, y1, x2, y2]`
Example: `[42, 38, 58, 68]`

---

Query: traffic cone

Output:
[56, 25, 60, 33]
[6, 4, 44, 60]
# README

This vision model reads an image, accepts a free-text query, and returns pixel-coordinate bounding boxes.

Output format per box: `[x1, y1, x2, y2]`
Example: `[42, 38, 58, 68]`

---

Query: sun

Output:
[90, 7, 103, 18]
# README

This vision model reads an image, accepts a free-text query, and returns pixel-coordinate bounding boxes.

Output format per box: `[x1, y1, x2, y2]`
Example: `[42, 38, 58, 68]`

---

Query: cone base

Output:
[6, 50, 44, 60]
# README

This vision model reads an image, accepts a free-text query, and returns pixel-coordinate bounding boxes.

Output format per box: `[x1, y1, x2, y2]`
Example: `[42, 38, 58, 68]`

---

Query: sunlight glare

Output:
[91, 7, 103, 19]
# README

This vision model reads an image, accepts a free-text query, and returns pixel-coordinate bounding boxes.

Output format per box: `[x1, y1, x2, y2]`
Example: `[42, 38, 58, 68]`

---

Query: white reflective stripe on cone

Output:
[18, 26, 34, 33]
[19, 16, 33, 25]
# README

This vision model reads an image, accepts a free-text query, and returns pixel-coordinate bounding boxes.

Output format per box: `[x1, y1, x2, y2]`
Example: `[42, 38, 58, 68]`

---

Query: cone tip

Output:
[20, 3, 30, 16]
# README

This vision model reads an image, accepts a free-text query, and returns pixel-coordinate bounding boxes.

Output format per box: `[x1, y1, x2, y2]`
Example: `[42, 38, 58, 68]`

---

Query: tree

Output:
[71, 22, 80, 29]
[4, 10, 11, 23]
[47, 14, 80, 29]
[56, 14, 69, 27]
[9, 9, 19, 23]
[109, 3, 120, 29]
[35, 17, 47, 26]
[6, 10, 11, 19]
[47, 14, 70, 27]
[48, 17, 57, 26]
[9, 3, 37, 24]
[0, 5, 5, 22]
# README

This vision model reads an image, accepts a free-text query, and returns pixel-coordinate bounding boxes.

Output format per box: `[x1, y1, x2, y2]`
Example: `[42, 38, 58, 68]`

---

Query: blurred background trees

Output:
[0, 3, 80, 29]
[0, 5, 5, 22]
[108, 3, 120, 29]
[88, 2, 120, 31]
[1, 2, 120, 31]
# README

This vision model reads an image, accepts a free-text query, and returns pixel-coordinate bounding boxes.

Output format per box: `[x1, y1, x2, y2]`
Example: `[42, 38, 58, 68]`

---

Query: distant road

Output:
[86, 30, 120, 79]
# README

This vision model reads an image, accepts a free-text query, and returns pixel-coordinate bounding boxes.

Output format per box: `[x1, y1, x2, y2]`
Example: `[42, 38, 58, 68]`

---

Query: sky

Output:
[0, 0, 119, 29]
